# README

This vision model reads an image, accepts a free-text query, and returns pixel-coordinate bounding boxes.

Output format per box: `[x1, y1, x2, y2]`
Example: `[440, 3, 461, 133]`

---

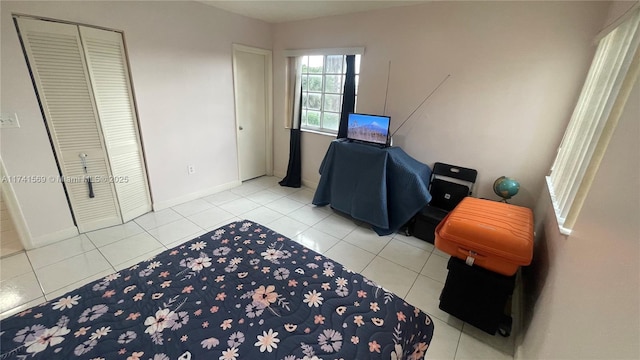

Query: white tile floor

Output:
[0, 176, 515, 359]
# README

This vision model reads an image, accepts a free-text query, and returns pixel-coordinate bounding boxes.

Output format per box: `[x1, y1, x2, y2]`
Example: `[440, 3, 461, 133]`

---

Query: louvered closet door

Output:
[17, 18, 121, 232]
[79, 27, 151, 222]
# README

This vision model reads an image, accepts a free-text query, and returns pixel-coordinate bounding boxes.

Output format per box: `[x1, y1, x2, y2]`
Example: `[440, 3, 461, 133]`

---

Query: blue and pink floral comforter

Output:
[0, 220, 434, 360]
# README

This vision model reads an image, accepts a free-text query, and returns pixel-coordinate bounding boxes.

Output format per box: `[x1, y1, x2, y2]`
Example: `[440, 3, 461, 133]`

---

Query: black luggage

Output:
[439, 257, 516, 336]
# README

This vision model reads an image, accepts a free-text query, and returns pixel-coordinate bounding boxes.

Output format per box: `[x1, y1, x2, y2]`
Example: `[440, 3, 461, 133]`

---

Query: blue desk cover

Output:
[312, 140, 432, 235]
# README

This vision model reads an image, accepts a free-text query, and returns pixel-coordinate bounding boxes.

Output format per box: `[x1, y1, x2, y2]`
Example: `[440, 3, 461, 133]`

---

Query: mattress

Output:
[0, 220, 434, 359]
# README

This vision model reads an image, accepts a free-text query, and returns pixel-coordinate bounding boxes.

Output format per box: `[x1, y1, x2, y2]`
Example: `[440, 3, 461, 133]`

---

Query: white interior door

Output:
[233, 45, 273, 181]
[17, 18, 122, 232]
[79, 26, 152, 222]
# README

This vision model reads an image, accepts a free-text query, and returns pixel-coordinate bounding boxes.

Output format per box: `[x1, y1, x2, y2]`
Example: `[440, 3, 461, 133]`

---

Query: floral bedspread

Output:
[0, 220, 434, 360]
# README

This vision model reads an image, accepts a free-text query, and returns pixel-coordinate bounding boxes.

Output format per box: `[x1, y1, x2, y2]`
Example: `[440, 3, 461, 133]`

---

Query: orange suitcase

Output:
[435, 197, 533, 276]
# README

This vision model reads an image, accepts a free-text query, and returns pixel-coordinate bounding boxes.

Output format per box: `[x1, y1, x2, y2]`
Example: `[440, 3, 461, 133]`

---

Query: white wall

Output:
[602, 1, 640, 31]
[0, 1, 271, 245]
[517, 73, 639, 360]
[272, 1, 609, 207]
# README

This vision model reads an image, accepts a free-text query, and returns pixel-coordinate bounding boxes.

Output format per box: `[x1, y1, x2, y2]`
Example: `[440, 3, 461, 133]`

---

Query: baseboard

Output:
[152, 180, 242, 211]
[31, 226, 79, 249]
[273, 170, 286, 179]
[0, 160, 34, 249]
[273, 170, 318, 191]
[301, 177, 319, 190]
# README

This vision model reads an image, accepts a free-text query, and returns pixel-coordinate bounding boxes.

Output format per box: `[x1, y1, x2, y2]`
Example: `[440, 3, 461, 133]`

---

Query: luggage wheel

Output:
[498, 315, 512, 337]
[498, 326, 510, 337]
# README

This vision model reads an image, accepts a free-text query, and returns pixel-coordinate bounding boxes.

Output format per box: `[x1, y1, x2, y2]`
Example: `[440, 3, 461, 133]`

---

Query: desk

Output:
[312, 139, 432, 235]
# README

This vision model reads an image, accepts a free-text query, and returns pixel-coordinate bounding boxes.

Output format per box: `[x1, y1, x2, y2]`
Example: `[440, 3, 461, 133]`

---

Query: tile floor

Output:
[0, 176, 515, 359]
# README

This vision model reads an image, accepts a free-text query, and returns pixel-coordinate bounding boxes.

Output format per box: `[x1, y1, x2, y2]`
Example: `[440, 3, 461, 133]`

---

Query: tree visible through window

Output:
[301, 55, 361, 133]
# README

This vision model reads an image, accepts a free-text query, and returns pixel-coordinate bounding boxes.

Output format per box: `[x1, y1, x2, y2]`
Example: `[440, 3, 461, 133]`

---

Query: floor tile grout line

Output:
[0, 246, 25, 260]
[293, 211, 333, 228]
[453, 323, 464, 360]
[2, 181, 238, 312]
[143, 216, 206, 245]
[0, 297, 46, 321]
[45, 230, 176, 298]
[78, 232, 161, 272]
[8, 177, 482, 355]
[404, 267, 425, 300]
[92, 239, 135, 271]
[20, 251, 47, 302]
[87, 228, 150, 251]
[134, 214, 188, 233]
[40, 263, 115, 301]
[416, 251, 435, 276]
[318, 237, 342, 254]
[201, 196, 240, 207]
[340, 234, 391, 256]
[374, 246, 431, 275]
[27, 247, 110, 282]
[26, 233, 96, 258]
[170, 197, 226, 214]
[359, 251, 379, 274]
[0, 250, 33, 282]
[87, 245, 118, 276]
[341, 218, 381, 273]
[309, 220, 359, 241]
[6, 177, 462, 350]
[261, 201, 307, 217]
[111, 247, 167, 273]
[244, 190, 288, 205]
[393, 234, 437, 253]
[12, 238, 105, 304]
[284, 204, 331, 222]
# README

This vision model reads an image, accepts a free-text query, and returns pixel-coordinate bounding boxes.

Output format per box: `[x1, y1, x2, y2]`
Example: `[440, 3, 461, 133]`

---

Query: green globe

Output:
[493, 176, 520, 200]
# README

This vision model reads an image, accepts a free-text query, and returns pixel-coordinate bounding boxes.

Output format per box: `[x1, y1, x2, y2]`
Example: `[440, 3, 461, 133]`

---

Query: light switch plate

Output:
[0, 113, 20, 128]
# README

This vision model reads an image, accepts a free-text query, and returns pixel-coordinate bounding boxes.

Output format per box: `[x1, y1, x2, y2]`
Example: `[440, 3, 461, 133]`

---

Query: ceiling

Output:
[198, 1, 429, 24]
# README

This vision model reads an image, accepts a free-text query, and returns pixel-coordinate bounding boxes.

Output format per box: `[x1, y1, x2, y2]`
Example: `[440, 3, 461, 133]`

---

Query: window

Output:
[300, 55, 361, 133]
[547, 8, 639, 235]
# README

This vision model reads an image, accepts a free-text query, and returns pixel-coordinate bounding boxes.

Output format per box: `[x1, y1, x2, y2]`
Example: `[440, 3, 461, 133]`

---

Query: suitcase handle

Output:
[458, 247, 487, 266]
[457, 248, 486, 259]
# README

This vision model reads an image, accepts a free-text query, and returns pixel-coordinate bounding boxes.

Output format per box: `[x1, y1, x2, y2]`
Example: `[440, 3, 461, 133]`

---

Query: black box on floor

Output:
[409, 206, 448, 243]
[439, 257, 516, 335]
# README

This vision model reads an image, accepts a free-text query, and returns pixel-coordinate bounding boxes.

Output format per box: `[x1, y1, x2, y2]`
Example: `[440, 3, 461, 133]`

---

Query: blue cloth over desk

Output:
[312, 139, 432, 235]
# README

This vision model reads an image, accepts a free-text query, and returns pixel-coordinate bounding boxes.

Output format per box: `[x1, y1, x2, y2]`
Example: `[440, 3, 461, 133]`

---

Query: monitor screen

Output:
[347, 113, 391, 146]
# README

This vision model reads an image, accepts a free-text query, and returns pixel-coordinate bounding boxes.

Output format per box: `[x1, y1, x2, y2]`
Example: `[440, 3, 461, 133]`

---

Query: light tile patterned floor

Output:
[0, 176, 515, 359]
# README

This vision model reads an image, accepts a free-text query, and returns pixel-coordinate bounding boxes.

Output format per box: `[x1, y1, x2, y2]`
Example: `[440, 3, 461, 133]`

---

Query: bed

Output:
[0, 220, 434, 359]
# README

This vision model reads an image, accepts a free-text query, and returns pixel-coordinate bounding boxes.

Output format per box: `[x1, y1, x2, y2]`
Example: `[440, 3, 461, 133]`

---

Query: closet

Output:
[16, 17, 151, 233]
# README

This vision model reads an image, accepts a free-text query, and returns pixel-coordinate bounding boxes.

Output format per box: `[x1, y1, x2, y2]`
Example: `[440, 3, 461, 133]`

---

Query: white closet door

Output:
[17, 18, 121, 232]
[79, 26, 152, 222]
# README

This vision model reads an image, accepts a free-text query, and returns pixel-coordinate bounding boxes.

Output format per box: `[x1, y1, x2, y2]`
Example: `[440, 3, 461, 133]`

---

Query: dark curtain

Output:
[337, 55, 356, 139]
[279, 91, 303, 188]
